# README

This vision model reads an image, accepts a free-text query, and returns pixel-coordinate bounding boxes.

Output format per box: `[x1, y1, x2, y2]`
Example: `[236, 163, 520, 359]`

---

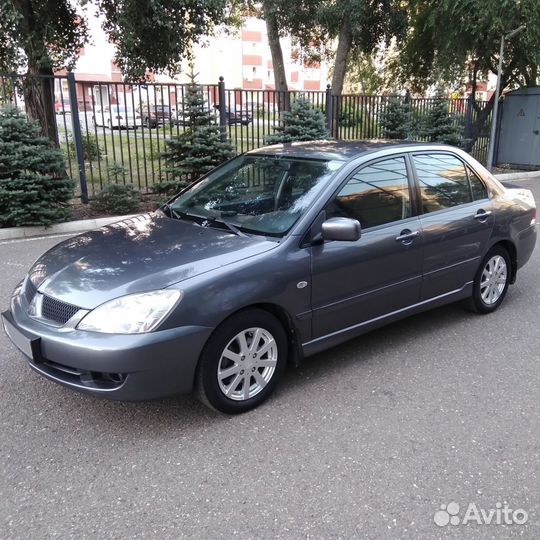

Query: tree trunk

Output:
[463, 94, 495, 153]
[12, 0, 59, 145]
[330, 17, 353, 96]
[262, 0, 289, 111]
[23, 64, 59, 146]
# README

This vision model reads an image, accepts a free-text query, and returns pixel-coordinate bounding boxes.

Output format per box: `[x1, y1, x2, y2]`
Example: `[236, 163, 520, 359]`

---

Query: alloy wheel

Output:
[217, 327, 278, 401]
[480, 255, 507, 305]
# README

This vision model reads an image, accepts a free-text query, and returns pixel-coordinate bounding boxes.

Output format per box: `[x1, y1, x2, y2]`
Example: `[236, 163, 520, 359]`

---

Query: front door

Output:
[310, 156, 424, 339]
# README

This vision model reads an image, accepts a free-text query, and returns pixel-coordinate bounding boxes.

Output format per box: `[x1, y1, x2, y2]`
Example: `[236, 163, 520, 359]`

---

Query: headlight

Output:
[77, 290, 182, 334]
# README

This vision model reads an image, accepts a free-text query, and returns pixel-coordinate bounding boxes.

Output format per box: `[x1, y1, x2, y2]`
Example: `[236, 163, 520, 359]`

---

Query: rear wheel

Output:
[196, 309, 287, 414]
[465, 246, 511, 314]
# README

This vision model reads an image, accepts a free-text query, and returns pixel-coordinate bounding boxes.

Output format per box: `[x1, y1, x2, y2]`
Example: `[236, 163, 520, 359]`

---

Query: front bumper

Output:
[2, 293, 213, 401]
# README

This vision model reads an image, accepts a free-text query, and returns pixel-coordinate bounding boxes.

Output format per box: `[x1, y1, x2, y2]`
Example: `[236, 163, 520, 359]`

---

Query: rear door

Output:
[310, 155, 424, 339]
[409, 152, 494, 300]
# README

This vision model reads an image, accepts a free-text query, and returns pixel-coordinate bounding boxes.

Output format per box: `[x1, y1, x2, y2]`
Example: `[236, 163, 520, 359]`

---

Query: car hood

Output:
[28, 213, 278, 309]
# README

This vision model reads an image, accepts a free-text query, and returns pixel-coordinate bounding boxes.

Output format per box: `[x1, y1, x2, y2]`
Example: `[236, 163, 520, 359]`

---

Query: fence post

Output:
[325, 84, 333, 135]
[464, 95, 474, 146]
[66, 70, 88, 204]
[218, 76, 227, 141]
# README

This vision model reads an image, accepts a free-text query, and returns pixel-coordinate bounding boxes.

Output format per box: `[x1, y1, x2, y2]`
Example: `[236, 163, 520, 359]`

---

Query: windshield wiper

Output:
[203, 216, 247, 237]
[162, 204, 201, 223]
[163, 204, 248, 236]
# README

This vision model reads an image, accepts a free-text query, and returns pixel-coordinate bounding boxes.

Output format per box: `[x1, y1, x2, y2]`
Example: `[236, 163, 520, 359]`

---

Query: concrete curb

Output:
[0, 214, 139, 242]
[494, 170, 540, 181]
[1, 169, 539, 242]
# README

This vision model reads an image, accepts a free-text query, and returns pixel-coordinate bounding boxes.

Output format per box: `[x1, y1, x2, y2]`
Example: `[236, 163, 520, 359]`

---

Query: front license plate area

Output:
[2, 312, 41, 361]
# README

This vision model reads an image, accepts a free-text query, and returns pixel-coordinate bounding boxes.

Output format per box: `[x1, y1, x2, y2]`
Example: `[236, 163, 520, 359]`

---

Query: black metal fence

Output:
[0, 73, 492, 200]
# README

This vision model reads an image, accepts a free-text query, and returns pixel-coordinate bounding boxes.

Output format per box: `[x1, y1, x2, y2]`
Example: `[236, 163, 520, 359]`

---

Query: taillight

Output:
[531, 208, 537, 227]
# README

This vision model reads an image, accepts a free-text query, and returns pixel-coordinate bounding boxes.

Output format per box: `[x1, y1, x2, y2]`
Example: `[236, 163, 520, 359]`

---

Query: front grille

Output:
[41, 295, 80, 325]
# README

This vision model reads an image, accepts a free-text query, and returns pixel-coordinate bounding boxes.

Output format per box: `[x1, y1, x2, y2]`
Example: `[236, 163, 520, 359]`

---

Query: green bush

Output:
[380, 97, 411, 140]
[68, 134, 101, 161]
[106, 162, 128, 183]
[265, 95, 330, 144]
[152, 179, 183, 197]
[90, 183, 140, 215]
[0, 105, 73, 227]
[420, 99, 463, 146]
[161, 70, 235, 194]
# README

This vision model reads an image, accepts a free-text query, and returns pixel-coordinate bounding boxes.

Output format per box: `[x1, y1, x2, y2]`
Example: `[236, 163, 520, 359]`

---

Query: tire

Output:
[196, 309, 288, 414]
[465, 245, 511, 314]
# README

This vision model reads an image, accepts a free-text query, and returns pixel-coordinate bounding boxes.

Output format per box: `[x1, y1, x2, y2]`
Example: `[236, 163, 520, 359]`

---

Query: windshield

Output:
[169, 155, 343, 236]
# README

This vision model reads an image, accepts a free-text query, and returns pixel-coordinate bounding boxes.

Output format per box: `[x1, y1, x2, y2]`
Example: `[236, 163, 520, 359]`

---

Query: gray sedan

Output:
[2, 141, 537, 413]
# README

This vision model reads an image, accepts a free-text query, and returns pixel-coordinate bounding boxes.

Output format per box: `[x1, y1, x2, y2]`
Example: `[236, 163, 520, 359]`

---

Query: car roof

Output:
[247, 140, 446, 162]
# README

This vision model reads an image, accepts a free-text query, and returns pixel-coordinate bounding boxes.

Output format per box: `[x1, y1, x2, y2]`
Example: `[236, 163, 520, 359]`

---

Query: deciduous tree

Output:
[1, 0, 231, 144]
[395, 0, 540, 150]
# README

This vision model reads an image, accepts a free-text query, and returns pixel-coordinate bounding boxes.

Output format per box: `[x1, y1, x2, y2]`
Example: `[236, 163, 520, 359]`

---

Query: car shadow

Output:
[277, 301, 471, 395]
[23, 299, 479, 436]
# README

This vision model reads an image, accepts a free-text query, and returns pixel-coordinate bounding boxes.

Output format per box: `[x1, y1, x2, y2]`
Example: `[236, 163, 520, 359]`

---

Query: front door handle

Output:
[474, 210, 492, 221]
[395, 230, 419, 243]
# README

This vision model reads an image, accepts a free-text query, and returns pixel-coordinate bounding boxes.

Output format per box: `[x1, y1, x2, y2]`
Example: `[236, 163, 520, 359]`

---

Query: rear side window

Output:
[467, 167, 488, 200]
[326, 156, 411, 229]
[413, 153, 472, 213]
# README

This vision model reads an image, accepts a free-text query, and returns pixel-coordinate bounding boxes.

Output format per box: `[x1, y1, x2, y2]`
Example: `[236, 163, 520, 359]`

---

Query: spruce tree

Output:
[421, 99, 463, 146]
[0, 106, 73, 227]
[380, 97, 410, 140]
[265, 95, 329, 144]
[160, 71, 235, 194]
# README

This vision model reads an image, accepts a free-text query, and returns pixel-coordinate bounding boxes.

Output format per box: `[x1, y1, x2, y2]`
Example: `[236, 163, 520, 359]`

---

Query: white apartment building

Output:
[54, 11, 329, 109]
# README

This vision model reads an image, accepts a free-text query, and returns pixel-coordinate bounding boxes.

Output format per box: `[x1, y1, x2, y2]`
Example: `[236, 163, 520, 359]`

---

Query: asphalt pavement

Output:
[1, 178, 539, 540]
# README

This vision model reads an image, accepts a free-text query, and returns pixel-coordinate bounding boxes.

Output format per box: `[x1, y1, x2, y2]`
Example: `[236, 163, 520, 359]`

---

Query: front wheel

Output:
[196, 309, 288, 414]
[465, 246, 511, 314]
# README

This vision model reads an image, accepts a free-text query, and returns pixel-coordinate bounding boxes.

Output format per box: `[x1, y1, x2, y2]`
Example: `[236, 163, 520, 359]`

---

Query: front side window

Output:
[170, 155, 343, 236]
[413, 153, 472, 213]
[326, 156, 411, 229]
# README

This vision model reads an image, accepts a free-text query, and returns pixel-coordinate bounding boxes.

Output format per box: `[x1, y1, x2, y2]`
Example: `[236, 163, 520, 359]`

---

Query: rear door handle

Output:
[395, 230, 419, 243]
[474, 210, 492, 220]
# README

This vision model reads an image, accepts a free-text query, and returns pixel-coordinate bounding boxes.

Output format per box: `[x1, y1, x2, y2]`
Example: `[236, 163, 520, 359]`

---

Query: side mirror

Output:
[321, 217, 361, 242]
